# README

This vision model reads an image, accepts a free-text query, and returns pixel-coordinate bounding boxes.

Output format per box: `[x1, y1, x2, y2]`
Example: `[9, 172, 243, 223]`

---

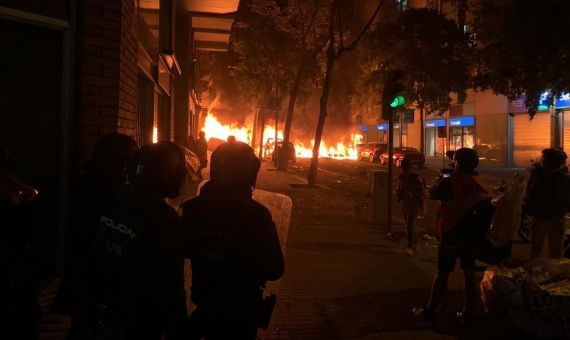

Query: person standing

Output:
[180, 141, 284, 339]
[397, 158, 425, 256]
[525, 148, 570, 258]
[195, 131, 208, 180]
[80, 142, 189, 339]
[414, 148, 491, 325]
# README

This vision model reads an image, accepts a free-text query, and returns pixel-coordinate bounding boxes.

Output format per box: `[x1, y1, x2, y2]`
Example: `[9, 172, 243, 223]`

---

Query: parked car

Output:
[473, 144, 491, 158]
[486, 144, 507, 162]
[379, 147, 425, 167]
[264, 138, 296, 163]
[357, 142, 388, 162]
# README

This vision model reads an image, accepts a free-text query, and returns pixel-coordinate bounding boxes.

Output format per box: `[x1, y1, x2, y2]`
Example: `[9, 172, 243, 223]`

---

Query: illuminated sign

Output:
[556, 93, 570, 109]
[424, 119, 446, 128]
[448, 116, 475, 127]
[377, 123, 400, 131]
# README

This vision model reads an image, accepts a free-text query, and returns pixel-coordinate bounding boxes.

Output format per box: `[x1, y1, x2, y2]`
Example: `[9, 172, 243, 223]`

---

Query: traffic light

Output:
[382, 70, 406, 120]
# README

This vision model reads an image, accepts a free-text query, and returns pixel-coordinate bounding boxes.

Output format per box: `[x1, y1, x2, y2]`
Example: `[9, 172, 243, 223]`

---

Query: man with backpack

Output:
[397, 157, 425, 256]
[414, 148, 491, 325]
[525, 148, 570, 258]
[180, 141, 284, 339]
[81, 142, 189, 339]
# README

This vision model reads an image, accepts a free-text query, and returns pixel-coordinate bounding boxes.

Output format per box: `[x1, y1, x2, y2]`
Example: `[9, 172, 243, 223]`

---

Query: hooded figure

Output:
[180, 141, 284, 340]
[525, 148, 570, 258]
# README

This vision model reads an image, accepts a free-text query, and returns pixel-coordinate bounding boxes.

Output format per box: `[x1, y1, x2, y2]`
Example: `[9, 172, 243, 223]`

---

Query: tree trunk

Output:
[278, 60, 304, 171]
[258, 112, 266, 158]
[307, 44, 336, 186]
[419, 105, 425, 154]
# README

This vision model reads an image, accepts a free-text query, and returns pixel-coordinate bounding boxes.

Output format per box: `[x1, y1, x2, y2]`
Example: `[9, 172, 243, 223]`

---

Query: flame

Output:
[292, 133, 362, 160]
[203, 113, 251, 143]
[152, 127, 158, 143]
[203, 111, 363, 160]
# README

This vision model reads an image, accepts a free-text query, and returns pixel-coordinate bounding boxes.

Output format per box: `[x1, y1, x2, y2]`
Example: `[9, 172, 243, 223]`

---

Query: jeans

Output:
[405, 212, 417, 248]
[530, 217, 565, 258]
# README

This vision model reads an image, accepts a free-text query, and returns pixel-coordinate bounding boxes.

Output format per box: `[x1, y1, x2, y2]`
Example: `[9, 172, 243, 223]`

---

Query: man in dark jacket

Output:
[82, 142, 189, 339]
[181, 141, 284, 339]
[525, 148, 570, 258]
[414, 148, 491, 325]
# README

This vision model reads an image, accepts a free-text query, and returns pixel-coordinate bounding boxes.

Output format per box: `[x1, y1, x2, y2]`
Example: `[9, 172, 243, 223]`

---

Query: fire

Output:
[202, 111, 363, 160]
[203, 113, 251, 143]
[152, 127, 158, 143]
[293, 133, 362, 160]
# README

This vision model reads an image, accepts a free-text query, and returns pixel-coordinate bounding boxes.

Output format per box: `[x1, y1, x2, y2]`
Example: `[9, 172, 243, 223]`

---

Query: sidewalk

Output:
[254, 160, 518, 339]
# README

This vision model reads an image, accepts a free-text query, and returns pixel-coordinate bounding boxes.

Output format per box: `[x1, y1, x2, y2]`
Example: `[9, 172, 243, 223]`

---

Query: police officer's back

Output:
[180, 141, 284, 339]
[83, 142, 188, 339]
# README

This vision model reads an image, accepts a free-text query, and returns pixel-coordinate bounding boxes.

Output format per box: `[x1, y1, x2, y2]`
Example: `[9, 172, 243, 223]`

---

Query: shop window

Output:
[137, 0, 160, 59]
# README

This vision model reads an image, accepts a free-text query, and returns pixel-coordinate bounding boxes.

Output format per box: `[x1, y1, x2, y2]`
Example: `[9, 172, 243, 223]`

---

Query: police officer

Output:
[180, 141, 284, 339]
[82, 142, 189, 339]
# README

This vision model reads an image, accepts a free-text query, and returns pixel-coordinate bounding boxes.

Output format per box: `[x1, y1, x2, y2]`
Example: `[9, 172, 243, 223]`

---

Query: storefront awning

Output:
[187, 0, 239, 52]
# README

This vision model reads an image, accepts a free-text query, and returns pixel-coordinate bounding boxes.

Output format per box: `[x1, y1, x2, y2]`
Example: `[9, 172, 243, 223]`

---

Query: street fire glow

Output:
[203, 112, 363, 160]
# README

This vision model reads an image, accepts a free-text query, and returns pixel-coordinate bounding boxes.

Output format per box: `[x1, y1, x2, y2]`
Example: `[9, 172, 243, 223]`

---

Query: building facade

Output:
[360, 0, 569, 169]
[0, 0, 239, 272]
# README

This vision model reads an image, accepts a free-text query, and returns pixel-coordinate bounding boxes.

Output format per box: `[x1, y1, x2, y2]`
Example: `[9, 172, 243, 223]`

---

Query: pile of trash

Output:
[481, 258, 570, 338]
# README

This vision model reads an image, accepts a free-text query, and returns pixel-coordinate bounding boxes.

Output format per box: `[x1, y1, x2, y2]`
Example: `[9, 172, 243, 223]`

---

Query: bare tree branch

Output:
[336, 0, 385, 57]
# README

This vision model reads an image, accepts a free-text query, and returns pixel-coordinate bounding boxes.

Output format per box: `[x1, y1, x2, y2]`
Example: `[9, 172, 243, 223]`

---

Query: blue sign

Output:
[424, 119, 446, 128]
[377, 124, 388, 131]
[556, 93, 570, 109]
[512, 92, 570, 111]
[448, 116, 475, 127]
[377, 123, 400, 131]
[361, 124, 368, 132]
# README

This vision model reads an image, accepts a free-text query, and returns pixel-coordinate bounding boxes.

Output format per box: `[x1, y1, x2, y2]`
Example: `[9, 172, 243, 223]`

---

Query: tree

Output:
[471, 0, 570, 115]
[306, 0, 384, 186]
[231, 1, 296, 152]
[361, 8, 472, 153]
[247, 0, 329, 170]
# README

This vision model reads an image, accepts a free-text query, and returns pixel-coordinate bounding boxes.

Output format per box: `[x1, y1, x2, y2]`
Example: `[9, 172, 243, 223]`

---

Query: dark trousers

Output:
[405, 212, 417, 248]
[188, 306, 258, 340]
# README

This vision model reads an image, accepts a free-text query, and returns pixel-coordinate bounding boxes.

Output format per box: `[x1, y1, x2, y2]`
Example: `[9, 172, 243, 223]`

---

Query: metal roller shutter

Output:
[513, 113, 551, 168]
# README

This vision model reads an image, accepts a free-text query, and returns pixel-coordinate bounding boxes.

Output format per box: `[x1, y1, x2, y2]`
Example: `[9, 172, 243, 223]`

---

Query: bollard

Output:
[368, 170, 388, 225]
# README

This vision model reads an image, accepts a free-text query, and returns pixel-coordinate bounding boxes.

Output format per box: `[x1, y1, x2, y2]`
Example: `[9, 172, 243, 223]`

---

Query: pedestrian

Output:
[414, 148, 491, 325]
[196, 131, 208, 180]
[397, 157, 425, 256]
[524, 148, 570, 258]
[79, 142, 189, 339]
[180, 141, 284, 340]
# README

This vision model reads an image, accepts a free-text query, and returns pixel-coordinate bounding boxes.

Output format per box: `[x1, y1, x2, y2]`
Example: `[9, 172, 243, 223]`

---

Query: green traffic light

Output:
[390, 95, 406, 108]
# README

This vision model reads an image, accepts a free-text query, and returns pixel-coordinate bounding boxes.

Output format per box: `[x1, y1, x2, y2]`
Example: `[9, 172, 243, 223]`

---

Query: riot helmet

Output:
[88, 133, 138, 182]
[453, 147, 479, 172]
[129, 142, 188, 198]
[210, 141, 261, 189]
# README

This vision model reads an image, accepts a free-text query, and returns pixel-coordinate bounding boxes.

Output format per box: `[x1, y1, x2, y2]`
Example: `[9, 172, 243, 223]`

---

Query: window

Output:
[137, 0, 160, 59]
[396, 0, 408, 11]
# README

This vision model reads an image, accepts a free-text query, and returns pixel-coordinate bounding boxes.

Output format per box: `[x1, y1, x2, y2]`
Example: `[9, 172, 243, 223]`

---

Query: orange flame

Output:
[203, 113, 251, 143]
[202, 111, 363, 160]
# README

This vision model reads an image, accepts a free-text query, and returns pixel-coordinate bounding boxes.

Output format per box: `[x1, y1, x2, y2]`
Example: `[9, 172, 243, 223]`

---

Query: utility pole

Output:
[387, 110, 394, 234]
